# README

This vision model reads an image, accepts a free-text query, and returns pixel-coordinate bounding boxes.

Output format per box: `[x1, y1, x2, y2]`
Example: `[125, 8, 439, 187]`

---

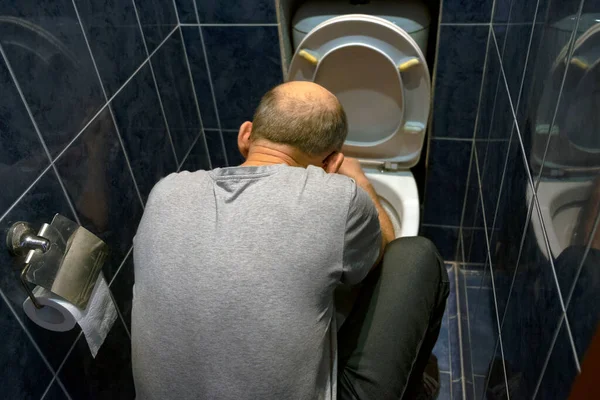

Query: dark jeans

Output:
[337, 237, 450, 400]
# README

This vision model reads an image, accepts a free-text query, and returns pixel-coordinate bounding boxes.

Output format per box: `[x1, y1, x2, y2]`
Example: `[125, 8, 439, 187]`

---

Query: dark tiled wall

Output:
[421, 4, 491, 260]
[0, 0, 281, 397]
[439, 0, 600, 398]
[175, 0, 283, 169]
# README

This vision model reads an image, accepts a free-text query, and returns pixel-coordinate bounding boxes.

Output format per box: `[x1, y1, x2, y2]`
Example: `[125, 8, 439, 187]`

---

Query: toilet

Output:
[528, 14, 600, 259]
[289, 1, 432, 238]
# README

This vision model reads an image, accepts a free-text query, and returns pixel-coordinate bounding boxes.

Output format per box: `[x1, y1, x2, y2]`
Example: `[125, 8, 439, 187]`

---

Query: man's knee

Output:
[382, 236, 448, 287]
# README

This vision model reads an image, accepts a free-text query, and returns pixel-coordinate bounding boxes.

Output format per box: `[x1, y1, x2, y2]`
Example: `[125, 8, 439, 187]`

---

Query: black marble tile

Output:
[111, 64, 177, 202]
[174, 0, 197, 23]
[488, 138, 529, 268]
[205, 130, 228, 168]
[492, 0, 511, 23]
[55, 108, 143, 282]
[432, 25, 488, 138]
[0, 57, 49, 217]
[442, 0, 493, 23]
[195, 0, 276, 24]
[475, 37, 505, 143]
[222, 131, 245, 166]
[462, 227, 493, 268]
[499, 212, 564, 398]
[44, 379, 70, 400]
[0, 168, 82, 368]
[0, 1, 105, 157]
[134, 0, 177, 53]
[424, 139, 472, 226]
[75, 0, 146, 97]
[110, 252, 134, 331]
[484, 350, 510, 398]
[0, 298, 54, 399]
[180, 133, 211, 172]
[462, 176, 484, 229]
[536, 322, 578, 399]
[493, 0, 548, 23]
[152, 30, 201, 160]
[202, 26, 283, 129]
[420, 225, 459, 261]
[476, 140, 510, 227]
[494, 24, 535, 103]
[59, 318, 135, 399]
[181, 27, 219, 129]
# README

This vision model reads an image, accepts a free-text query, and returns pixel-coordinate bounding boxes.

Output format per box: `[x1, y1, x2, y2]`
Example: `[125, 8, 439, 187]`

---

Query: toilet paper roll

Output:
[23, 273, 117, 358]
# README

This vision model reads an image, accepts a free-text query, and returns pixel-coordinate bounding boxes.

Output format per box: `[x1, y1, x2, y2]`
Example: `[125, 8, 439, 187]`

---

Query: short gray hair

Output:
[250, 85, 348, 155]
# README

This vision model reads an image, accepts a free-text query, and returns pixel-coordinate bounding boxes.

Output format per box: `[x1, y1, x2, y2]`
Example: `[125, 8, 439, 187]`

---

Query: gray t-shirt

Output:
[132, 164, 381, 400]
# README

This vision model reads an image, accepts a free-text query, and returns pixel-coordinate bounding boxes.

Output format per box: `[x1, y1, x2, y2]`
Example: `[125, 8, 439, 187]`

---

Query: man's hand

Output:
[338, 157, 369, 185]
[337, 157, 396, 270]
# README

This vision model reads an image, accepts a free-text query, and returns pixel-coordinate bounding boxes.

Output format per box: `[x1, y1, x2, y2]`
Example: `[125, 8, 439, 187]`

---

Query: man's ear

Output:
[323, 151, 344, 174]
[238, 121, 253, 158]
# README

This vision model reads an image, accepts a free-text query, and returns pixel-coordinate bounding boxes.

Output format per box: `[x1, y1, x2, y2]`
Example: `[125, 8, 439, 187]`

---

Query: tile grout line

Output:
[179, 23, 279, 27]
[456, 22, 493, 270]
[0, 158, 54, 224]
[532, 0, 586, 192]
[0, 286, 57, 380]
[491, 29, 573, 325]
[178, 132, 203, 169]
[472, 147, 511, 399]
[172, 2, 212, 170]
[50, 26, 179, 176]
[452, 264, 467, 398]
[531, 313, 566, 398]
[192, 15, 230, 166]
[131, 0, 180, 167]
[275, 0, 288, 80]
[109, 246, 134, 287]
[0, 43, 82, 226]
[70, 0, 145, 209]
[39, 375, 56, 400]
[53, 331, 83, 400]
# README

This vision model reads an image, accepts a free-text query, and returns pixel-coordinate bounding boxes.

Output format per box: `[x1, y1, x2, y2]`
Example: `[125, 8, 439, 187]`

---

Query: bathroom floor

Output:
[432, 264, 494, 400]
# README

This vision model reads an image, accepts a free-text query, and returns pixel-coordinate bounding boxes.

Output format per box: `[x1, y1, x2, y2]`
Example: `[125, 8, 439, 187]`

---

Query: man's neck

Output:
[241, 144, 309, 168]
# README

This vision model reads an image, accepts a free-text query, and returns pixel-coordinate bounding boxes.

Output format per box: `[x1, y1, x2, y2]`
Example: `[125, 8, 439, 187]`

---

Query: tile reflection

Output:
[55, 109, 143, 282]
[0, 1, 105, 156]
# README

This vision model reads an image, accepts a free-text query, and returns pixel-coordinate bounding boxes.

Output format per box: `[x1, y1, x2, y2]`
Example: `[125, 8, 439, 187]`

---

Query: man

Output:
[132, 81, 449, 400]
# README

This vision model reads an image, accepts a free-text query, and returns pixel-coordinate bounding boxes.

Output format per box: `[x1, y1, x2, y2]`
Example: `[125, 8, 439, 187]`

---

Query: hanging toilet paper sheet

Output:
[23, 273, 117, 358]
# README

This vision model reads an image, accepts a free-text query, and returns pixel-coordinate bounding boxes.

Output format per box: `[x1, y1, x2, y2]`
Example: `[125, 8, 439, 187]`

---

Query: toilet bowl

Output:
[527, 15, 600, 258]
[528, 180, 594, 260]
[290, 6, 432, 238]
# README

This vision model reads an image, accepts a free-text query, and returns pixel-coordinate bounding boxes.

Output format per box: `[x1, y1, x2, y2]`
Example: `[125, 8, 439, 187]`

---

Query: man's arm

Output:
[338, 158, 396, 269]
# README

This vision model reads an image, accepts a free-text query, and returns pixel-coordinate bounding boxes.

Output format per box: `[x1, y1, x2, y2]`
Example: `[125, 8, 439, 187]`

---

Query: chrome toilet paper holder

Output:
[5, 214, 108, 310]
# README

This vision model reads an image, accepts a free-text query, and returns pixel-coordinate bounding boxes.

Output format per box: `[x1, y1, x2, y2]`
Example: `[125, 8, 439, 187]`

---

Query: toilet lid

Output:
[289, 14, 431, 167]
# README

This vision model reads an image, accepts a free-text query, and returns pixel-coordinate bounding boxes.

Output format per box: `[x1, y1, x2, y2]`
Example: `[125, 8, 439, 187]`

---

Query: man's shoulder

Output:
[147, 170, 210, 202]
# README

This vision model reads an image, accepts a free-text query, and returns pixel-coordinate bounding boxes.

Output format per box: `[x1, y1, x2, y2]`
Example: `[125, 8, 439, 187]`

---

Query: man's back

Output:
[132, 164, 380, 400]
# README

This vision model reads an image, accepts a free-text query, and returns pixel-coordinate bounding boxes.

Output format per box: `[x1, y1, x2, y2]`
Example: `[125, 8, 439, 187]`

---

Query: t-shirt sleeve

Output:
[341, 182, 382, 285]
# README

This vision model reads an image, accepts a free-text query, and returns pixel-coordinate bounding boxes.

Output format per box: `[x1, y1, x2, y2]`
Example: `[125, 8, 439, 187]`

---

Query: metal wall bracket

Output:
[5, 214, 108, 310]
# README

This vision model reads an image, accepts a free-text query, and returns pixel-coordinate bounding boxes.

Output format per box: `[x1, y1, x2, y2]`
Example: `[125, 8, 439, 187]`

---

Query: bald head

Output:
[250, 81, 348, 155]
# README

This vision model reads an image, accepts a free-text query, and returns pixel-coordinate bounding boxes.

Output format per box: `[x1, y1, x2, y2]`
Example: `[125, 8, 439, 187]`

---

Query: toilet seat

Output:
[289, 14, 431, 168]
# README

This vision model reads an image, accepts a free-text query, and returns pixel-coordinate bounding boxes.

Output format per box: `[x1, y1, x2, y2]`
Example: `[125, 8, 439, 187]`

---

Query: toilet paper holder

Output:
[5, 214, 108, 310]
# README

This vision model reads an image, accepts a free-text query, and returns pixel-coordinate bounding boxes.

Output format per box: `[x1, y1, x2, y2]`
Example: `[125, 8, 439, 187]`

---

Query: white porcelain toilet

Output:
[528, 14, 600, 258]
[289, 1, 432, 238]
